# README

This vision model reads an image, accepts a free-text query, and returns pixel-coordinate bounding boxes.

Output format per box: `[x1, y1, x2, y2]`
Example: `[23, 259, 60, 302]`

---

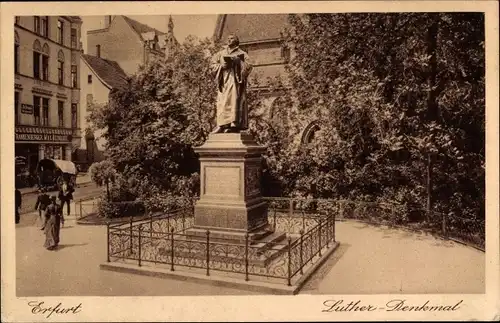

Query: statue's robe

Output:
[210, 46, 252, 129]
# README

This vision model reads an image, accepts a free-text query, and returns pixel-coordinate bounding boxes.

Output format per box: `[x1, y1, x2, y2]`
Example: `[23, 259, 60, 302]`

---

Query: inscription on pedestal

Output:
[194, 132, 269, 234]
[204, 166, 241, 196]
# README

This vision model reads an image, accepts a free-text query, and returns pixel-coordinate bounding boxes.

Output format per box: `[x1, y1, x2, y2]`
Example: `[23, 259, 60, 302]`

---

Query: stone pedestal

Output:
[187, 132, 272, 243]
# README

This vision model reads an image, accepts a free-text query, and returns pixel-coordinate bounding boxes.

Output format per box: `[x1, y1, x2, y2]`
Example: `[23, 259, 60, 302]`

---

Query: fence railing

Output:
[107, 203, 336, 286]
[101, 197, 484, 254]
[75, 198, 100, 219]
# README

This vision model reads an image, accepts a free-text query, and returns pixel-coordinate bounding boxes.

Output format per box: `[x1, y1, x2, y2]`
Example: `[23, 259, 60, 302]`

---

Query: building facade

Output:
[14, 15, 83, 179]
[76, 54, 128, 167]
[86, 15, 170, 76]
[75, 15, 179, 169]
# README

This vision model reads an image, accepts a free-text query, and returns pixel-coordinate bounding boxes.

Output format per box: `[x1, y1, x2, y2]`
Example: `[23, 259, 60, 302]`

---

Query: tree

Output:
[87, 36, 223, 209]
[276, 13, 484, 221]
[89, 160, 116, 199]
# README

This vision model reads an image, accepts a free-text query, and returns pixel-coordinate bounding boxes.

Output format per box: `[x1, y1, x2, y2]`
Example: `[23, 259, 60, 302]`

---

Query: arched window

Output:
[14, 32, 20, 74]
[32, 40, 42, 79]
[41, 43, 50, 81]
[33, 39, 41, 51]
[42, 43, 50, 55]
[301, 121, 320, 145]
[58, 50, 65, 85]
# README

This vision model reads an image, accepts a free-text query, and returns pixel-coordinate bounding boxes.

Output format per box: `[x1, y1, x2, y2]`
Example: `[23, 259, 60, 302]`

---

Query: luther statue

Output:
[210, 34, 253, 133]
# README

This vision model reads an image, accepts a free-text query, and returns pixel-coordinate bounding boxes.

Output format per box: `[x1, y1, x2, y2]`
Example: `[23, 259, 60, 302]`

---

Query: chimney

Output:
[104, 15, 112, 28]
[96, 45, 101, 58]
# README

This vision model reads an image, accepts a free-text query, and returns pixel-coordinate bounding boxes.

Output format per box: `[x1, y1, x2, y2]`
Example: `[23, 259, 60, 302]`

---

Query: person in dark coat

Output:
[58, 179, 74, 217]
[15, 188, 22, 224]
[34, 187, 51, 226]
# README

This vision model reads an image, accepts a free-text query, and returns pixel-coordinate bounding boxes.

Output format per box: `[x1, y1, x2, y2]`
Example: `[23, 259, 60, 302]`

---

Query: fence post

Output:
[129, 215, 133, 254]
[333, 213, 336, 242]
[326, 214, 330, 248]
[318, 217, 322, 257]
[182, 211, 186, 232]
[302, 210, 305, 232]
[150, 209, 153, 241]
[79, 199, 82, 219]
[206, 230, 210, 276]
[245, 233, 249, 281]
[299, 229, 304, 275]
[106, 221, 110, 262]
[442, 213, 447, 238]
[273, 209, 277, 231]
[289, 199, 294, 217]
[170, 227, 175, 271]
[138, 225, 142, 267]
[287, 236, 292, 286]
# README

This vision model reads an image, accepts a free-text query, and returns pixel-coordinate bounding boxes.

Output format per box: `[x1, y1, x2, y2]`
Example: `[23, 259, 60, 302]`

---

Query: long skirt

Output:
[44, 215, 61, 250]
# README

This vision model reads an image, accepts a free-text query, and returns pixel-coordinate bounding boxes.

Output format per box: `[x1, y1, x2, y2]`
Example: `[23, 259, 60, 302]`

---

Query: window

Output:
[301, 122, 320, 145]
[71, 28, 77, 48]
[87, 74, 92, 84]
[58, 61, 64, 85]
[33, 96, 41, 125]
[14, 32, 19, 74]
[15, 92, 19, 125]
[42, 55, 49, 81]
[34, 16, 40, 34]
[42, 98, 49, 126]
[57, 20, 64, 44]
[58, 101, 64, 127]
[41, 16, 48, 37]
[71, 65, 78, 88]
[71, 104, 78, 128]
[33, 52, 41, 79]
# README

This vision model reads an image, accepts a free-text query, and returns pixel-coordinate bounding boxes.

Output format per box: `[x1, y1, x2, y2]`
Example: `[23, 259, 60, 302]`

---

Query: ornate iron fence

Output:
[265, 198, 484, 250]
[104, 196, 484, 280]
[107, 202, 337, 286]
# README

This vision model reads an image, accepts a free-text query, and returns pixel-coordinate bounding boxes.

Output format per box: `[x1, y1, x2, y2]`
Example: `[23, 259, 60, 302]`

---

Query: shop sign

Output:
[21, 104, 33, 114]
[15, 133, 70, 142]
[15, 126, 73, 142]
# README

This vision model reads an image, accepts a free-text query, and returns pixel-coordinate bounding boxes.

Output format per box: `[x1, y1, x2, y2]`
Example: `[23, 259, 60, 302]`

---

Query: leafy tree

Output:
[89, 160, 116, 199]
[87, 36, 222, 210]
[275, 13, 484, 222]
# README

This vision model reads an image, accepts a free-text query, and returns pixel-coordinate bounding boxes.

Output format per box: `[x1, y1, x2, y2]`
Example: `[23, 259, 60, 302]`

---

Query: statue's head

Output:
[227, 34, 239, 48]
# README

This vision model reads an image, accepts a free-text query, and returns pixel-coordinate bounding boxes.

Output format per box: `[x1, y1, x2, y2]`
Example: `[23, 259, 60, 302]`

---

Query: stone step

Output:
[251, 231, 287, 253]
[147, 237, 295, 268]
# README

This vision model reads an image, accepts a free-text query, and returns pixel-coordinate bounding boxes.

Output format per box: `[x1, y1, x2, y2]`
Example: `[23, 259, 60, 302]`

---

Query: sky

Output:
[80, 15, 218, 54]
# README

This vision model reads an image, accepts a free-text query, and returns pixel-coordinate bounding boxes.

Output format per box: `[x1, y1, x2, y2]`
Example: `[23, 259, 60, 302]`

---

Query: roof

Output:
[122, 15, 165, 40]
[81, 54, 129, 90]
[214, 14, 290, 44]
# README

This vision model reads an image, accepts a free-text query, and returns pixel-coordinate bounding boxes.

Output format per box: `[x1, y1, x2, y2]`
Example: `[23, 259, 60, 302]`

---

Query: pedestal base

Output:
[193, 132, 270, 236]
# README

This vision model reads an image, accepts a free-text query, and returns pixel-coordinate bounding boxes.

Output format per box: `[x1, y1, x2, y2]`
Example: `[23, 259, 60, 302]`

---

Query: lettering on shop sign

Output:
[15, 133, 70, 142]
[21, 104, 33, 114]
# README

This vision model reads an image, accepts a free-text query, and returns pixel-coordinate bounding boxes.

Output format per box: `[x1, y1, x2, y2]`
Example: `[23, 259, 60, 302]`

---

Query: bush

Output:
[97, 199, 145, 218]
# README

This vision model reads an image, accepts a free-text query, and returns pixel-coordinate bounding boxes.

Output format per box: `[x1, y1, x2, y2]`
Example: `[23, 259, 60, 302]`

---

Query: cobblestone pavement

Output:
[16, 218, 485, 296]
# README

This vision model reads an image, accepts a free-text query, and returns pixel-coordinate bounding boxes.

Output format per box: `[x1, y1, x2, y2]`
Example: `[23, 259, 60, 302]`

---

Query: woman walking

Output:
[43, 196, 62, 250]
